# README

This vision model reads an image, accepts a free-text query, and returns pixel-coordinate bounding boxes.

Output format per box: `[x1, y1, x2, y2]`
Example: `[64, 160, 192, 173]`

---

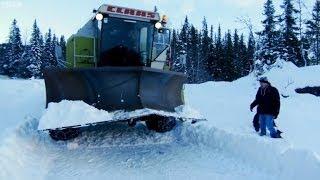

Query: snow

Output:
[38, 100, 113, 130]
[38, 100, 203, 130]
[0, 61, 320, 179]
[262, 60, 320, 96]
[0, 78, 45, 140]
[186, 61, 320, 154]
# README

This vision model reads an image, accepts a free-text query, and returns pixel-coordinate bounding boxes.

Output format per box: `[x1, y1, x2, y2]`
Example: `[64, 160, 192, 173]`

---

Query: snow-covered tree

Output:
[256, 0, 280, 66]
[247, 31, 255, 74]
[41, 29, 58, 68]
[233, 29, 241, 77]
[279, 0, 303, 66]
[296, 0, 309, 66]
[187, 25, 199, 83]
[223, 30, 235, 81]
[50, 34, 60, 67]
[170, 29, 178, 71]
[170, 18, 255, 82]
[213, 25, 224, 81]
[42, 28, 54, 69]
[239, 34, 250, 76]
[27, 20, 42, 78]
[306, 0, 320, 65]
[175, 16, 190, 73]
[0, 43, 9, 74]
[59, 35, 67, 61]
[207, 25, 215, 80]
[200, 17, 210, 81]
[51, 34, 58, 66]
[6, 19, 25, 77]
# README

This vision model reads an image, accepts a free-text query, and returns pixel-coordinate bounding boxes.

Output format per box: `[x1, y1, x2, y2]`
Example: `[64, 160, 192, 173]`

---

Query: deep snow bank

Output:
[261, 61, 320, 97]
[185, 61, 320, 154]
[182, 123, 320, 180]
[0, 78, 45, 139]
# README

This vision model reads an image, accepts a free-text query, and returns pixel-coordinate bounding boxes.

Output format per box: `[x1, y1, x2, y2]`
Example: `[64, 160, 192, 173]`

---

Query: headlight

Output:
[155, 22, 162, 29]
[95, 13, 103, 21]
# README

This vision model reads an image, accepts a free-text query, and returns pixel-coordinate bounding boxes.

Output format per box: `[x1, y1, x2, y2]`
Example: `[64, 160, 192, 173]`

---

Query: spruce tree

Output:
[59, 35, 67, 61]
[176, 16, 189, 73]
[214, 25, 224, 80]
[196, 30, 202, 82]
[296, 0, 309, 66]
[27, 20, 42, 78]
[207, 25, 215, 80]
[200, 17, 210, 82]
[256, 0, 279, 66]
[247, 31, 255, 74]
[279, 0, 303, 66]
[42, 29, 54, 69]
[233, 29, 241, 78]
[187, 25, 199, 83]
[171, 29, 178, 71]
[239, 34, 250, 76]
[0, 44, 7, 74]
[223, 30, 235, 81]
[7, 19, 24, 77]
[51, 33, 58, 66]
[306, 0, 320, 65]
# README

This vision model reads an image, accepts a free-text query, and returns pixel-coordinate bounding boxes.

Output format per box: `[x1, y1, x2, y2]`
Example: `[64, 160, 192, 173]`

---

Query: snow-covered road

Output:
[0, 118, 276, 180]
[0, 61, 320, 180]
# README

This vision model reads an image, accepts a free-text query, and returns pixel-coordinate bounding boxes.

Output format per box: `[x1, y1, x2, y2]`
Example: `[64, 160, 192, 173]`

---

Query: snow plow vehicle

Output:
[42, 4, 187, 140]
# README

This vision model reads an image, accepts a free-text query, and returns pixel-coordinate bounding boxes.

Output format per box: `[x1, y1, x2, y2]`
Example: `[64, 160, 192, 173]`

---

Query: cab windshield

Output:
[101, 17, 154, 65]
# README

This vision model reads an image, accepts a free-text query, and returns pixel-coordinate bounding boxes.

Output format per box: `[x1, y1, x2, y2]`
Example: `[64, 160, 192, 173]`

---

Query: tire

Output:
[49, 128, 80, 141]
[145, 115, 177, 133]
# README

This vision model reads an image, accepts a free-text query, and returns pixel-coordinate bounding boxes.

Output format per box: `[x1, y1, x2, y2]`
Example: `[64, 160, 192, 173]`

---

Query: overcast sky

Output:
[0, 0, 315, 43]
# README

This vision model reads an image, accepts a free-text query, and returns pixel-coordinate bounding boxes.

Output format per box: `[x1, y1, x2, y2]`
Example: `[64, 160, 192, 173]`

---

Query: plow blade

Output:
[43, 67, 186, 113]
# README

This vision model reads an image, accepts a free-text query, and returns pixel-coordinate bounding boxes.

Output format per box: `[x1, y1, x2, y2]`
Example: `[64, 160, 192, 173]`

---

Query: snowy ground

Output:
[0, 62, 320, 180]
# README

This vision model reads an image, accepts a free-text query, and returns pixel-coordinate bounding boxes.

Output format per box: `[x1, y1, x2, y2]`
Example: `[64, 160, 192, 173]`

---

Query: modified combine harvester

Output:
[42, 4, 188, 141]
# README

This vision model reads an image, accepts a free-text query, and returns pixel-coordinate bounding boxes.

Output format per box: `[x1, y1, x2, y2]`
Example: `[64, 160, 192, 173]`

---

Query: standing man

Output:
[250, 77, 281, 138]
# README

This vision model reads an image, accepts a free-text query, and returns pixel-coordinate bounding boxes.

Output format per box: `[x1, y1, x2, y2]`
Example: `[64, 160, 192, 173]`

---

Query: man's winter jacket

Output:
[251, 86, 280, 118]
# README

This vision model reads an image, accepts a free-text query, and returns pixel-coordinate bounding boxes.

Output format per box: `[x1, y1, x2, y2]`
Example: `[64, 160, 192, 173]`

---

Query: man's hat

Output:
[258, 77, 270, 84]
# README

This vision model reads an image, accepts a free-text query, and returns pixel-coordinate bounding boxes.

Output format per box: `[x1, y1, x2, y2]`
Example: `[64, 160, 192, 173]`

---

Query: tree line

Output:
[170, 0, 320, 83]
[170, 17, 254, 83]
[1, 0, 320, 81]
[255, 0, 320, 75]
[0, 19, 66, 78]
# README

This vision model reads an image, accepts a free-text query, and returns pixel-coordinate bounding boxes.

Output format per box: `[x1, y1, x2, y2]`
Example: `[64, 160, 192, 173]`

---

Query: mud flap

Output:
[43, 67, 186, 113]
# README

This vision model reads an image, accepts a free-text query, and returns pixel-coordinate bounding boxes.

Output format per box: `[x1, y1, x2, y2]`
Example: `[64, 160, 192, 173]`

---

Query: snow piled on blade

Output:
[38, 100, 204, 130]
[38, 100, 113, 130]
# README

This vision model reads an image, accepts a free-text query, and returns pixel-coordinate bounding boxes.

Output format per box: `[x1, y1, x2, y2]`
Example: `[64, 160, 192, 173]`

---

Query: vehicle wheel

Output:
[145, 115, 176, 133]
[49, 128, 80, 141]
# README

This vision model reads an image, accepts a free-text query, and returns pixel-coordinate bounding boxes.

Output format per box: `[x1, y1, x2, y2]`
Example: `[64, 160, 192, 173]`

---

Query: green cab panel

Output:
[66, 36, 98, 68]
